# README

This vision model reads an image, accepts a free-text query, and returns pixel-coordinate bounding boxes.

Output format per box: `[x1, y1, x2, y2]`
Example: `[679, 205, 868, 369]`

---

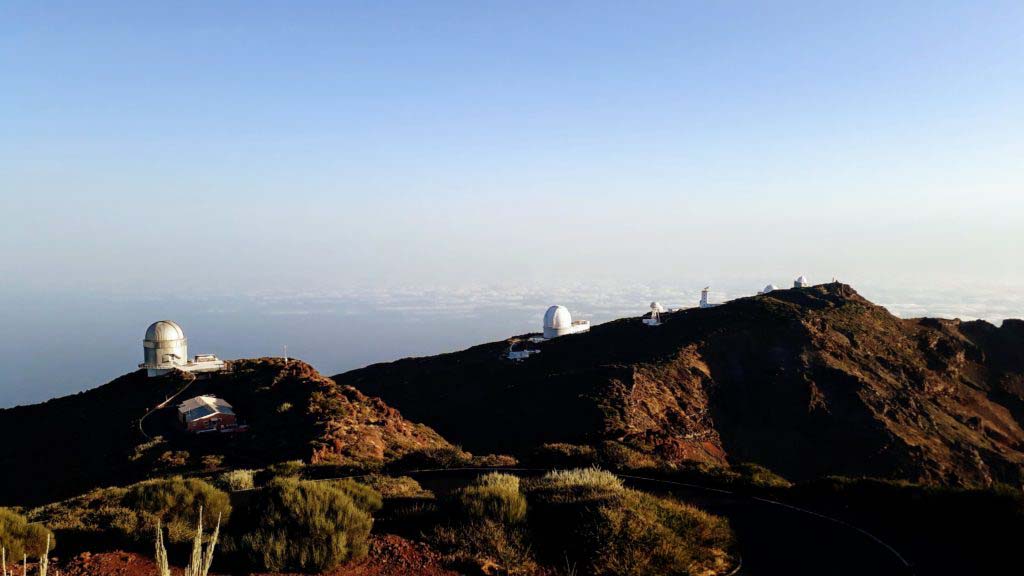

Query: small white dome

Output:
[145, 320, 185, 342]
[761, 284, 778, 294]
[544, 305, 572, 330]
[650, 302, 665, 312]
[794, 275, 809, 287]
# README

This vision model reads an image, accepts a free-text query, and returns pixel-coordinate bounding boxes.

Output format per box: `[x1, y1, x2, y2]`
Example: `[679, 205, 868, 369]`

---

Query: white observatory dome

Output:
[145, 320, 185, 342]
[794, 275, 809, 288]
[542, 305, 590, 339]
[143, 320, 188, 374]
[761, 284, 778, 294]
[544, 305, 572, 330]
[650, 302, 665, 312]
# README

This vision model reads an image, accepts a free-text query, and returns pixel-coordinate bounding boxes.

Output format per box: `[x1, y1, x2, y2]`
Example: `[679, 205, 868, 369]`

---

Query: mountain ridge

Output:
[335, 282, 1024, 487]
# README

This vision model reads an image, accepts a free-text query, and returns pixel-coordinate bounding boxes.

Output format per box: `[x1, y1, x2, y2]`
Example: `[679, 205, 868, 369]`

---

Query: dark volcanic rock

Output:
[335, 283, 1024, 487]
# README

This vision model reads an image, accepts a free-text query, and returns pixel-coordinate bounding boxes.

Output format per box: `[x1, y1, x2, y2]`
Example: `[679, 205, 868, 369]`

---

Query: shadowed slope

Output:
[336, 283, 1024, 486]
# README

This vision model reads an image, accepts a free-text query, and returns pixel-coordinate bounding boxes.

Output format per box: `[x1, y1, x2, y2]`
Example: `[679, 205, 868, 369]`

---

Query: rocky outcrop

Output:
[336, 283, 1024, 487]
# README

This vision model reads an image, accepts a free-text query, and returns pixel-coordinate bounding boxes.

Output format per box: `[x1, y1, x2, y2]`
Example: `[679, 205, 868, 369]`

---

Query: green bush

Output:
[541, 467, 624, 493]
[394, 446, 472, 469]
[329, 479, 383, 514]
[529, 469, 735, 576]
[358, 474, 433, 499]
[238, 477, 376, 572]
[218, 469, 256, 492]
[457, 473, 527, 524]
[597, 441, 662, 471]
[267, 460, 306, 478]
[428, 473, 535, 574]
[0, 508, 54, 560]
[123, 477, 231, 543]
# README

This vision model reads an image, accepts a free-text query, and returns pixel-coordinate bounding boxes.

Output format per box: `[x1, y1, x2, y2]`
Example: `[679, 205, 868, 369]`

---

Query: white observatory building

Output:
[794, 275, 810, 288]
[699, 287, 722, 309]
[140, 320, 225, 377]
[644, 302, 664, 326]
[760, 284, 778, 294]
[543, 305, 591, 339]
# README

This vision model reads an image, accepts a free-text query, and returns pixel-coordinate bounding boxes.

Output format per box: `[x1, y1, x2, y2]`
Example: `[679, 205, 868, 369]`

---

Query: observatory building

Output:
[644, 302, 665, 326]
[699, 287, 721, 309]
[760, 284, 778, 294]
[794, 275, 810, 288]
[140, 320, 225, 377]
[543, 305, 591, 339]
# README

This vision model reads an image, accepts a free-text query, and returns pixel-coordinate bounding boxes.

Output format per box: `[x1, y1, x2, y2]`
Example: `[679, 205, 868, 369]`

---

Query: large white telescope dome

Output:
[145, 320, 185, 342]
[142, 320, 188, 373]
[543, 305, 590, 339]
[544, 305, 572, 330]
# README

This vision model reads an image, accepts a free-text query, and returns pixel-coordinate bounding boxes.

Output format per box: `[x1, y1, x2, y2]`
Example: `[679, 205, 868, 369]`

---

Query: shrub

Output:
[267, 460, 305, 478]
[358, 475, 433, 499]
[429, 473, 534, 574]
[218, 469, 256, 492]
[0, 508, 54, 560]
[470, 453, 520, 467]
[597, 441, 662, 471]
[329, 479, 383, 514]
[531, 443, 598, 468]
[528, 471, 735, 576]
[201, 455, 225, 471]
[457, 473, 527, 525]
[123, 478, 231, 543]
[157, 450, 191, 469]
[237, 477, 375, 572]
[541, 467, 624, 493]
[394, 446, 472, 469]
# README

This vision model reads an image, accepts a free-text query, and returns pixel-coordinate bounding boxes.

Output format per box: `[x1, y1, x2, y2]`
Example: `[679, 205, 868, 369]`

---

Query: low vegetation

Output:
[430, 468, 735, 576]
[531, 468, 734, 576]
[217, 469, 255, 492]
[123, 478, 231, 543]
[458, 473, 527, 525]
[432, 473, 535, 574]
[30, 477, 230, 547]
[234, 477, 378, 572]
[0, 508, 54, 562]
[357, 474, 433, 499]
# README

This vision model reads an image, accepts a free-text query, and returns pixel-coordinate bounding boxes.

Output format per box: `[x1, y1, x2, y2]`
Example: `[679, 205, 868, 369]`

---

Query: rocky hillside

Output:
[0, 359, 452, 506]
[336, 283, 1024, 487]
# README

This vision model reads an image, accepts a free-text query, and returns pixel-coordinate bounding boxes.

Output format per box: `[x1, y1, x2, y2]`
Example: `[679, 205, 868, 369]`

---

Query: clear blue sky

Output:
[2, 1, 1022, 295]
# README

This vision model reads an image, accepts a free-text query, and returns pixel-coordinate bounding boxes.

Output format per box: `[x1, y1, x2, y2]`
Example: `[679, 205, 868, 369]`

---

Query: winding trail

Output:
[137, 372, 197, 440]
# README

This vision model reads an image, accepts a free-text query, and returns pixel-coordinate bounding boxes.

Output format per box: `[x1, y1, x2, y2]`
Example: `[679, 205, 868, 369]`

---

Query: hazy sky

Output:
[2, 1, 1023, 297]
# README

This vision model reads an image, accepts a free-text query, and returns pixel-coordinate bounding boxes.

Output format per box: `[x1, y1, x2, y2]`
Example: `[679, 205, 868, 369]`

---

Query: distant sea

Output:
[2, 282, 1021, 408]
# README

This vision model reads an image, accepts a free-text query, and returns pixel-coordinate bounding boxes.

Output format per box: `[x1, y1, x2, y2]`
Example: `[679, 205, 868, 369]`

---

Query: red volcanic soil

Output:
[53, 535, 457, 576]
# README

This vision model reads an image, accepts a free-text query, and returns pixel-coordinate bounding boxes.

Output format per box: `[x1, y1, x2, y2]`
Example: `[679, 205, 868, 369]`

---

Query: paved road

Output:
[406, 469, 913, 576]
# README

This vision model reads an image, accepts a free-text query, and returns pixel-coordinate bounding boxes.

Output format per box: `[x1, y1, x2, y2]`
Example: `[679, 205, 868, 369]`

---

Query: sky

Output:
[1, 1, 1023, 404]
[2, 1, 1023, 296]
